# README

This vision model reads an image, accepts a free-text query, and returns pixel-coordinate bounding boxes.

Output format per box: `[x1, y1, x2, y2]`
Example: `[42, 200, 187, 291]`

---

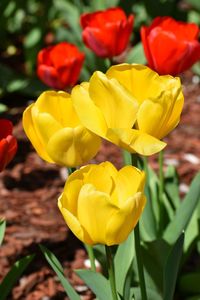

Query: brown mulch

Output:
[0, 71, 200, 299]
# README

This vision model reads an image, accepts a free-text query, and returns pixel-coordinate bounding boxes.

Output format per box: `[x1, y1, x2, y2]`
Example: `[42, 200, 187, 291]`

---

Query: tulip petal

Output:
[106, 193, 146, 245]
[82, 163, 116, 195]
[58, 196, 93, 244]
[35, 91, 80, 127]
[23, 104, 53, 163]
[47, 126, 101, 167]
[116, 167, 145, 205]
[89, 71, 138, 128]
[32, 108, 61, 144]
[106, 64, 162, 102]
[77, 184, 118, 244]
[72, 83, 108, 137]
[106, 128, 166, 155]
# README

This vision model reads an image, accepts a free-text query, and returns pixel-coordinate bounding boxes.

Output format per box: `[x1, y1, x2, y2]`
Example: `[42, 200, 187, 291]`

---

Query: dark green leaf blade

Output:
[163, 232, 185, 300]
[39, 244, 80, 300]
[163, 172, 200, 244]
[0, 254, 35, 300]
[114, 231, 135, 297]
[76, 269, 112, 300]
[0, 219, 6, 245]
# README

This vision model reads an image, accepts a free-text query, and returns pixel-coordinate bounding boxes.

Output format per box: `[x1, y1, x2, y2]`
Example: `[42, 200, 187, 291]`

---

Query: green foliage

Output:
[76, 269, 113, 300]
[0, 254, 35, 300]
[0, 220, 6, 246]
[39, 244, 80, 300]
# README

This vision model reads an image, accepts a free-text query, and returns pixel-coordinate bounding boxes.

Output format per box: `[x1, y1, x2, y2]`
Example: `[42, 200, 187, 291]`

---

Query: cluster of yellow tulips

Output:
[23, 63, 183, 246]
[22, 63, 184, 299]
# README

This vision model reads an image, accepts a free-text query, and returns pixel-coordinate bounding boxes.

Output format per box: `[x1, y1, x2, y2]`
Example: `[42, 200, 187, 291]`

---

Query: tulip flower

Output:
[141, 16, 200, 75]
[0, 119, 17, 172]
[37, 42, 85, 89]
[80, 7, 134, 58]
[58, 161, 146, 245]
[23, 91, 101, 167]
[72, 63, 184, 156]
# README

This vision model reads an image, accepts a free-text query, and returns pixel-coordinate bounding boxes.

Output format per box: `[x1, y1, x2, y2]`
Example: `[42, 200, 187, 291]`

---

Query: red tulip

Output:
[37, 42, 85, 89]
[80, 7, 134, 58]
[141, 16, 200, 75]
[0, 119, 17, 172]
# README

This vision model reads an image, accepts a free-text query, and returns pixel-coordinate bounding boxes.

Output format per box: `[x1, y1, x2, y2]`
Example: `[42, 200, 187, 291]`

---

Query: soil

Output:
[0, 70, 200, 299]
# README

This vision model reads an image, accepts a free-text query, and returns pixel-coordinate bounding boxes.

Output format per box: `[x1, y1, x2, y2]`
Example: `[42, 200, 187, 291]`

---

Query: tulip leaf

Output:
[39, 244, 80, 300]
[75, 269, 112, 300]
[141, 239, 170, 293]
[179, 272, 200, 294]
[140, 166, 157, 241]
[163, 172, 200, 244]
[164, 165, 180, 210]
[133, 287, 162, 300]
[126, 42, 147, 65]
[0, 219, 6, 246]
[0, 254, 35, 300]
[114, 230, 135, 296]
[163, 232, 184, 300]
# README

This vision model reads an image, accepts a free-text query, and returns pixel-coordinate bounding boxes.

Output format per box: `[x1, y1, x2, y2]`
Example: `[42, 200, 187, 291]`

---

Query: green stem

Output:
[158, 150, 164, 234]
[85, 244, 96, 272]
[159, 150, 164, 200]
[68, 167, 76, 176]
[134, 223, 148, 300]
[105, 245, 118, 300]
[131, 153, 138, 167]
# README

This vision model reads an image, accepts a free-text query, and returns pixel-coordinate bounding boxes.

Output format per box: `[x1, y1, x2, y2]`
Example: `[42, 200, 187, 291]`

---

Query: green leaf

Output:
[141, 239, 170, 293]
[184, 203, 199, 252]
[126, 43, 147, 65]
[140, 167, 157, 241]
[39, 244, 80, 300]
[0, 254, 35, 300]
[185, 0, 200, 11]
[114, 230, 135, 296]
[163, 232, 184, 300]
[163, 172, 200, 244]
[0, 219, 6, 245]
[133, 287, 162, 300]
[24, 27, 42, 48]
[179, 272, 200, 295]
[165, 165, 180, 210]
[0, 103, 7, 113]
[76, 269, 112, 300]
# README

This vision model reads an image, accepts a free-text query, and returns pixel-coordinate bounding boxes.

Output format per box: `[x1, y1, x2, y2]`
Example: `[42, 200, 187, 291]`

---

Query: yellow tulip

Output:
[23, 91, 101, 167]
[58, 162, 146, 245]
[72, 64, 184, 156]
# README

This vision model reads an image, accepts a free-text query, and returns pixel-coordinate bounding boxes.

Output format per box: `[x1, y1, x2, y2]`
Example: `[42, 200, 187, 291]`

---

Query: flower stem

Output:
[105, 245, 118, 300]
[134, 223, 148, 300]
[158, 150, 164, 234]
[68, 167, 76, 176]
[130, 154, 147, 300]
[85, 244, 96, 272]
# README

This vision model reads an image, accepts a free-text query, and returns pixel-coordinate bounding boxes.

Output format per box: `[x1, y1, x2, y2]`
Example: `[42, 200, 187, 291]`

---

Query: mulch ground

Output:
[0, 70, 200, 299]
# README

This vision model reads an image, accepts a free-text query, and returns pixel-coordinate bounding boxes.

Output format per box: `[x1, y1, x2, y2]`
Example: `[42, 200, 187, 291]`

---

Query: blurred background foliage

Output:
[0, 0, 200, 106]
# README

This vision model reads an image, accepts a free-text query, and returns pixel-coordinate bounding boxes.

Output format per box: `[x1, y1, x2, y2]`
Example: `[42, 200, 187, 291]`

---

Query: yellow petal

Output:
[71, 83, 108, 137]
[116, 167, 145, 205]
[58, 195, 93, 244]
[82, 163, 116, 195]
[106, 193, 146, 245]
[77, 184, 118, 244]
[32, 107, 61, 145]
[106, 64, 162, 103]
[89, 71, 138, 128]
[47, 126, 101, 167]
[35, 91, 80, 127]
[22, 104, 53, 163]
[106, 128, 166, 155]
